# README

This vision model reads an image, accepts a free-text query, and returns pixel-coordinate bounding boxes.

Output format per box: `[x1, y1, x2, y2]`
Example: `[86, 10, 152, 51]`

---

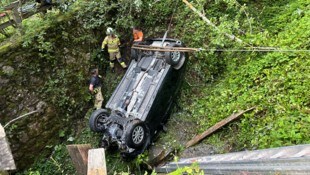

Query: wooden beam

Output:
[0, 124, 16, 171]
[131, 45, 200, 52]
[87, 148, 107, 175]
[186, 107, 256, 148]
[11, 7, 22, 25]
[0, 20, 15, 30]
[66, 144, 92, 175]
[3, 1, 19, 10]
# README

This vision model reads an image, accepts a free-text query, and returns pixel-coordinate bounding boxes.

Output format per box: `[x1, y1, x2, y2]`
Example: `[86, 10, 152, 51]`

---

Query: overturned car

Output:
[89, 38, 188, 157]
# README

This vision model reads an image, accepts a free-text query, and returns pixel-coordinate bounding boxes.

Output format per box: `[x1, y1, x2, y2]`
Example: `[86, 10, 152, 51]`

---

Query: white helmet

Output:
[106, 27, 114, 35]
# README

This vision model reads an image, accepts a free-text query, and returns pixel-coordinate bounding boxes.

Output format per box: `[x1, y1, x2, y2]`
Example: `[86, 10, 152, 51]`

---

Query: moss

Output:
[0, 43, 12, 54]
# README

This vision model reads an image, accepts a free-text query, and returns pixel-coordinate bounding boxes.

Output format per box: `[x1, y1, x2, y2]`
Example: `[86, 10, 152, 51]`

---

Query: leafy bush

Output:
[180, 0, 310, 151]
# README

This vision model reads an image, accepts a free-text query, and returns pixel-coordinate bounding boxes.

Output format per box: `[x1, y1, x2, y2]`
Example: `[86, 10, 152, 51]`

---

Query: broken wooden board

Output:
[87, 148, 107, 175]
[66, 144, 92, 175]
[0, 124, 16, 171]
[186, 107, 256, 148]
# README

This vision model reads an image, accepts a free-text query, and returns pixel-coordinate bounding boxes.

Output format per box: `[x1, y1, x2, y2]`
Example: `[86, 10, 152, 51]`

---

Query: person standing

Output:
[132, 26, 143, 42]
[89, 68, 103, 110]
[101, 27, 127, 72]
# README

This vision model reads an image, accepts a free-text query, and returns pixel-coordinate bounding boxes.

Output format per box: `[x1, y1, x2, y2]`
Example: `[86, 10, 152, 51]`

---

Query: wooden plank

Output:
[87, 148, 107, 175]
[132, 44, 200, 51]
[4, 1, 19, 10]
[0, 20, 15, 30]
[131, 45, 199, 52]
[11, 7, 22, 24]
[186, 107, 256, 148]
[0, 124, 5, 138]
[66, 144, 92, 175]
[0, 124, 16, 171]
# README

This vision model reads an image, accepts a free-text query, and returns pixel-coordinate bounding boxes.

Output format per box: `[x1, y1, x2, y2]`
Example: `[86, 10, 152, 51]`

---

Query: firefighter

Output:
[132, 26, 143, 42]
[89, 68, 103, 110]
[101, 27, 127, 72]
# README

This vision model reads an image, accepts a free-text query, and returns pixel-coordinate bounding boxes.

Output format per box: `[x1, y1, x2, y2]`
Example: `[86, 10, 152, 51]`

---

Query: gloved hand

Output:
[93, 88, 99, 94]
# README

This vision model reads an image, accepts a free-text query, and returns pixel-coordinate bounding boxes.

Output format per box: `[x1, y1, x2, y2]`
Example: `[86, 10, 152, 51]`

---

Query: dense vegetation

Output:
[1, 0, 309, 174]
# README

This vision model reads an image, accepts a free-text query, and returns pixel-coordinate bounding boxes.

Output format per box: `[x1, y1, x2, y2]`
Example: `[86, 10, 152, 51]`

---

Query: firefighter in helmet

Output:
[101, 27, 127, 72]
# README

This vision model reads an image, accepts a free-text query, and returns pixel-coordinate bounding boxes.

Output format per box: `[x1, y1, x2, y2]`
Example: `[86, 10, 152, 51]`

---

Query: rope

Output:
[132, 45, 310, 53]
[167, 0, 179, 32]
[201, 49, 310, 52]
[4, 110, 39, 128]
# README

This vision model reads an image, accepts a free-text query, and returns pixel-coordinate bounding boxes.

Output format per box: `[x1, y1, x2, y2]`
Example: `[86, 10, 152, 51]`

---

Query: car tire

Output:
[89, 109, 110, 132]
[121, 132, 151, 160]
[125, 120, 148, 148]
[164, 44, 185, 70]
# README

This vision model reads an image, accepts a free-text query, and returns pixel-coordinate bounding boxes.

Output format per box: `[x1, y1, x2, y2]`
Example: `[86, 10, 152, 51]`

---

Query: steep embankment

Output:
[163, 0, 310, 153]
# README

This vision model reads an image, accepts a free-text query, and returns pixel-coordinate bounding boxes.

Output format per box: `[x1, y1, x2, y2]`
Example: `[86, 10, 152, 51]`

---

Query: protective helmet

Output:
[106, 27, 114, 35]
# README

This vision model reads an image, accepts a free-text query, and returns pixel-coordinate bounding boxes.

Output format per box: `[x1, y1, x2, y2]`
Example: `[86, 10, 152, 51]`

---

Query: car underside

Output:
[89, 38, 187, 158]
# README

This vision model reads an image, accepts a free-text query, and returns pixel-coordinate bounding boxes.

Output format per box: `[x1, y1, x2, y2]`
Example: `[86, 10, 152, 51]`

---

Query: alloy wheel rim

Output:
[171, 51, 181, 63]
[132, 126, 144, 144]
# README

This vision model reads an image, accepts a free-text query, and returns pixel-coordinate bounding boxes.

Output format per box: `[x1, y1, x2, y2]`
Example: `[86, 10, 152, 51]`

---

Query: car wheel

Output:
[121, 132, 151, 159]
[125, 120, 148, 148]
[164, 44, 185, 70]
[89, 109, 110, 132]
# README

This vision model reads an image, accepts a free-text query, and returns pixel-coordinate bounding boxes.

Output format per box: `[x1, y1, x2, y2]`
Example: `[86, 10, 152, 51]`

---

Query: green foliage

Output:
[16, 144, 76, 175]
[168, 162, 204, 175]
[73, 0, 138, 32]
[180, 0, 310, 151]
[3, 0, 310, 174]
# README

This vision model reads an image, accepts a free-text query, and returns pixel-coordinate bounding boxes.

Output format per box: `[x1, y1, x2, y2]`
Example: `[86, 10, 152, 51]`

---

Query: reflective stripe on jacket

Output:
[101, 36, 120, 53]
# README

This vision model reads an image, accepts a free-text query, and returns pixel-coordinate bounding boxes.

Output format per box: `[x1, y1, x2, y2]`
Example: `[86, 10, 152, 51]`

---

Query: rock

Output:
[2, 66, 14, 76]
[64, 47, 69, 54]
[180, 143, 216, 158]
[18, 132, 29, 144]
[148, 144, 174, 166]
[66, 55, 76, 64]
[0, 77, 9, 86]
[36, 101, 47, 113]
[85, 53, 91, 61]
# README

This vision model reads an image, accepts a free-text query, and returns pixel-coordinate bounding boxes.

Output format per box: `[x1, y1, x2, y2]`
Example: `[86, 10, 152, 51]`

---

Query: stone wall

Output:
[0, 17, 94, 170]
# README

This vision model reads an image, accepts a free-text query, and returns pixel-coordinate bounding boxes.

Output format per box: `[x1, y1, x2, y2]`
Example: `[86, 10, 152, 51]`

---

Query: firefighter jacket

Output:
[101, 36, 120, 53]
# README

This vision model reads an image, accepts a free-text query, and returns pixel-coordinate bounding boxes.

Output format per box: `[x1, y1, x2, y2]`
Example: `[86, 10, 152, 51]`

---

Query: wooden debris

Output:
[87, 148, 107, 175]
[186, 107, 256, 148]
[66, 144, 92, 175]
[0, 124, 16, 171]
[131, 45, 200, 52]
